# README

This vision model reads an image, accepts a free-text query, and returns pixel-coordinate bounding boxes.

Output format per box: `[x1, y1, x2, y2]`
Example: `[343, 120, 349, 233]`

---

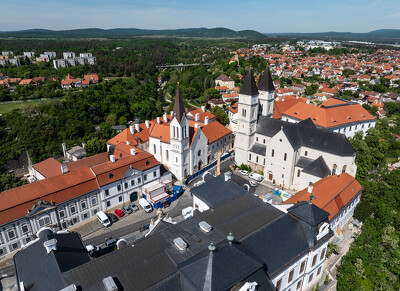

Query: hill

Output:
[265, 29, 400, 41]
[0, 27, 267, 40]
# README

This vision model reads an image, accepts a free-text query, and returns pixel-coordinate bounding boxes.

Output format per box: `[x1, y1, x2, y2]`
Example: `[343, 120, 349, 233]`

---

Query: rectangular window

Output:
[82, 213, 89, 220]
[272, 149, 274, 157]
[263, 139, 266, 144]
[284, 153, 287, 161]
[305, 151, 308, 156]
[144, 174, 147, 181]
[138, 177, 141, 184]
[125, 182, 128, 189]
[21, 225, 29, 234]
[317, 266, 322, 276]
[308, 274, 313, 283]
[300, 261, 306, 273]
[256, 156, 259, 163]
[297, 169, 301, 177]
[70, 205, 76, 214]
[249, 154, 252, 161]
[7, 229, 16, 240]
[91, 197, 98, 206]
[320, 248, 326, 260]
[131, 180, 135, 186]
[81, 201, 87, 210]
[0, 248, 4, 257]
[153, 171, 157, 177]
[106, 201, 111, 207]
[11, 242, 19, 250]
[119, 196, 122, 202]
[166, 150, 169, 161]
[105, 189, 109, 196]
[297, 280, 302, 290]
[276, 278, 282, 291]
[59, 209, 65, 218]
[256, 137, 258, 142]
[288, 269, 294, 283]
[242, 108, 246, 117]
[312, 254, 317, 267]
[153, 144, 156, 154]
[117, 185, 122, 192]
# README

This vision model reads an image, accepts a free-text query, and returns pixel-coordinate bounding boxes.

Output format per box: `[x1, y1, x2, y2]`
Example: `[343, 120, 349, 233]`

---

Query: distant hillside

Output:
[265, 29, 400, 41]
[0, 27, 267, 40]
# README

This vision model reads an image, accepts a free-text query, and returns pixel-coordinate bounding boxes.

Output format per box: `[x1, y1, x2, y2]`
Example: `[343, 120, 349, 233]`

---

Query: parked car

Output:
[128, 203, 139, 212]
[249, 180, 257, 187]
[249, 173, 264, 181]
[114, 209, 125, 218]
[238, 170, 249, 176]
[262, 193, 274, 204]
[139, 198, 153, 213]
[122, 205, 132, 214]
[107, 213, 119, 223]
[105, 237, 118, 247]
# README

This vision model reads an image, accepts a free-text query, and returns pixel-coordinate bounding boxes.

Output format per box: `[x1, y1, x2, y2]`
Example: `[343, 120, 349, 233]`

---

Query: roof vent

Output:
[227, 232, 235, 244]
[173, 237, 187, 252]
[130, 148, 136, 156]
[102, 276, 118, 291]
[199, 221, 212, 233]
[59, 284, 78, 291]
[43, 238, 57, 254]
[208, 242, 216, 252]
[110, 155, 116, 163]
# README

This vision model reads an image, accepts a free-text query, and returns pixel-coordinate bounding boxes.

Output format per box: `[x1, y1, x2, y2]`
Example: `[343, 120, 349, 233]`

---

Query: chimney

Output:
[163, 113, 168, 123]
[307, 183, 313, 195]
[135, 123, 140, 133]
[62, 143, 67, 158]
[170, 110, 174, 117]
[130, 148, 136, 156]
[129, 124, 135, 135]
[157, 117, 161, 124]
[195, 123, 200, 129]
[110, 155, 116, 163]
[195, 113, 200, 121]
[126, 141, 129, 145]
[61, 164, 68, 174]
[145, 120, 150, 128]
[43, 238, 57, 254]
[102, 276, 118, 291]
[204, 116, 209, 125]
[201, 105, 206, 112]
[335, 168, 341, 176]
[224, 171, 232, 181]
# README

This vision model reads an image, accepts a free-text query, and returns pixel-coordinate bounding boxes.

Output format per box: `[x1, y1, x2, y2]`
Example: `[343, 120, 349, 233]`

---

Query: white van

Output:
[249, 173, 264, 182]
[139, 198, 153, 213]
[96, 211, 111, 227]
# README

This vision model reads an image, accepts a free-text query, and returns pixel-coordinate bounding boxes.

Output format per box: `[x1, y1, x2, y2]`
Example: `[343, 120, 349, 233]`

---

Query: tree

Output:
[210, 106, 229, 125]
[84, 137, 107, 157]
[0, 173, 27, 192]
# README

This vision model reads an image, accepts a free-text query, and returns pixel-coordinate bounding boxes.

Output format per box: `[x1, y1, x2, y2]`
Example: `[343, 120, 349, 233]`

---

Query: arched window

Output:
[342, 165, 347, 173]
[332, 164, 337, 176]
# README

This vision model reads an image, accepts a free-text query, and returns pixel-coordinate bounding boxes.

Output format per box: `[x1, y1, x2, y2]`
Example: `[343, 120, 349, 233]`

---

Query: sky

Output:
[1, 0, 399, 33]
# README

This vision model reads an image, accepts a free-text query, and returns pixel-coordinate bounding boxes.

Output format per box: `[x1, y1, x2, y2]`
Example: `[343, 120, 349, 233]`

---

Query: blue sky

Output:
[1, 0, 399, 33]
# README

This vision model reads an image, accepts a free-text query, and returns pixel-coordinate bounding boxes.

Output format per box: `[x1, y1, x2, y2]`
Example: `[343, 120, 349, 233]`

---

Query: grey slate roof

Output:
[250, 143, 267, 156]
[240, 69, 259, 96]
[173, 86, 186, 123]
[295, 156, 314, 168]
[14, 232, 91, 291]
[256, 116, 291, 137]
[258, 67, 275, 92]
[191, 174, 247, 208]
[302, 156, 331, 178]
[288, 201, 330, 226]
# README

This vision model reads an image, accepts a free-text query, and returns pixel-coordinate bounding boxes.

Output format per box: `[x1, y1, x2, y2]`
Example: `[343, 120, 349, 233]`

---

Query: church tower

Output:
[235, 69, 259, 166]
[170, 86, 190, 180]
[258, 67, 275, 117]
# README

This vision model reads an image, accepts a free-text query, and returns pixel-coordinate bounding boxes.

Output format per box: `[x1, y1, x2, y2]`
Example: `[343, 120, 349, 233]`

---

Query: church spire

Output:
[240, 68, 259, 96]
[258, 66, 275, 92]
[173, 84, 185, 123]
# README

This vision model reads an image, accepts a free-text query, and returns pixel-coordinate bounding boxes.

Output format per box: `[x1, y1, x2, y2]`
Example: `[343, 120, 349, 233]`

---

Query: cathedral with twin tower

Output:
[235, 68, 357, 190]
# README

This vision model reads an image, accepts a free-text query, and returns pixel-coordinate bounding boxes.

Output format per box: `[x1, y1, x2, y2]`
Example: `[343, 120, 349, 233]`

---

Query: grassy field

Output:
[0, 98, 64, 114]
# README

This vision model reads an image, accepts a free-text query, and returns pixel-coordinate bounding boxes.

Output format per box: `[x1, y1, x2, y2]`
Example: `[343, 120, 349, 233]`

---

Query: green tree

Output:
[85, 137, 107, 157]
[210, 106, 229, 125]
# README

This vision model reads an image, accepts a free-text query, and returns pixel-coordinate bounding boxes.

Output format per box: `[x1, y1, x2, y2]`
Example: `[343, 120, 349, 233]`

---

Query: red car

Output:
[114, 209, 125, 218]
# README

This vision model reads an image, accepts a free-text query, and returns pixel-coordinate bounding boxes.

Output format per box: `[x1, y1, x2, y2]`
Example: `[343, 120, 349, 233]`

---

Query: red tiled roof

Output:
[67, 152, 109, 171]
[273, 97, 306, 119]
[283, 173, 362, 220]
[0, 167, 97, 225]
[201, 121, 231, 144]
[149, 122, 171, 143]
[228, 102, 238, 114]
[32, 157, 62, 178]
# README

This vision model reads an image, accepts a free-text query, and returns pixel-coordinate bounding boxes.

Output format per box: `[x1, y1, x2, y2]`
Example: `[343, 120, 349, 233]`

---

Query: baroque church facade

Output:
[235, 68, 357, 190]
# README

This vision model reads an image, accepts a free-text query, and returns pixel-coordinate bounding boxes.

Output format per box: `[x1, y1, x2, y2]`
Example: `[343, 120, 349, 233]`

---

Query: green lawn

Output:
[0, 98, 64, 114]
